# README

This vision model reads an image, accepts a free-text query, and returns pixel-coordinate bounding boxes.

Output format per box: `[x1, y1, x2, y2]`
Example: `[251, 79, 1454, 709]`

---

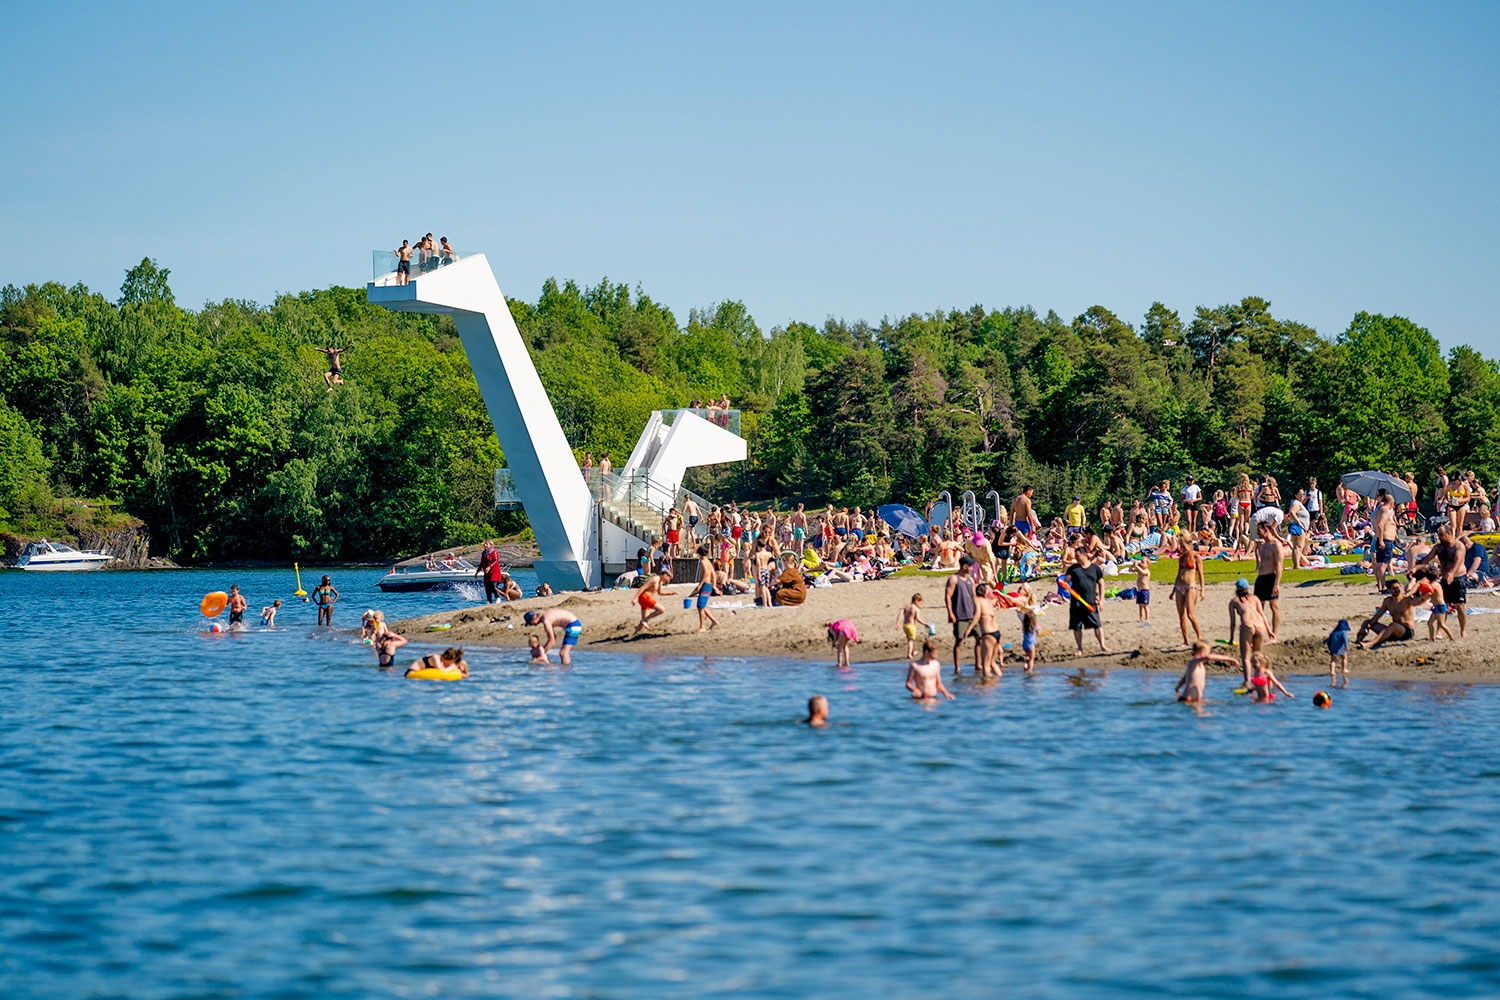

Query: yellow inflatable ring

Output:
[406, 667, 464, 681]
[200, 591, 229, 617]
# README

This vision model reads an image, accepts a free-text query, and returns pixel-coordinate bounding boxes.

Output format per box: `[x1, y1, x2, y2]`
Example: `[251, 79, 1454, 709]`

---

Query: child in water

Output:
[905, 638, 955, 700]
[897, 593, 931, 660]
[1247, 651, 1294, 703]
[260, 599, 282, 626]
[1020, 609, 1039, 672]
[527, 635, 548, 663]
[1325, 619, 1351, 684]
[1174, 639, 1239, 703]
[827, 619, 859, 670]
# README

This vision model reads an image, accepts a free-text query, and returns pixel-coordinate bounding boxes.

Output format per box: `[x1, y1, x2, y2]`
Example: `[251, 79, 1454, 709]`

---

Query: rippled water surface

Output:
[3, 569, 1500, 998]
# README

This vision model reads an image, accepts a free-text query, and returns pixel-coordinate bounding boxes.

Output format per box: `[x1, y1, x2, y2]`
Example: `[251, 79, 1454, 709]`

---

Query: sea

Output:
[2, 567, 1499, 998]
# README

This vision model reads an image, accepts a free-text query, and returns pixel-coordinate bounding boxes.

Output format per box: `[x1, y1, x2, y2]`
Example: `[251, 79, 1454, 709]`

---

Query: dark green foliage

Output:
[0, 259, 1487, 559]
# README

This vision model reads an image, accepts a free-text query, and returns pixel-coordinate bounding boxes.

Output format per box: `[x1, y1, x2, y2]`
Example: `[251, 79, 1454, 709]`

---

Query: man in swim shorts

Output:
[694, 545, 719, 633]
[945, 556, 979, 675]
[1010, 485, 1036, 537]
[525, 608, 583, 665]
[1253, 522, 1284, 639]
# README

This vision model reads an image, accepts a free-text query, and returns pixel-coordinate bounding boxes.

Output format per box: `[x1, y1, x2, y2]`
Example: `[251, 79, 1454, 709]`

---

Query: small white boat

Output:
[15, 539, 113, 571]
[378, 558, 479, 592]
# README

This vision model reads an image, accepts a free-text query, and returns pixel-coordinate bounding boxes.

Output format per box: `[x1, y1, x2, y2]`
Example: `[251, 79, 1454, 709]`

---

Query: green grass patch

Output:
[1145, 555, 1365, 587]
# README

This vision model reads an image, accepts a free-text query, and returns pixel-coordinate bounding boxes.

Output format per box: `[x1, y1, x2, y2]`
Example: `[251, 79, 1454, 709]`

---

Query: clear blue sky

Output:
[4, 1, 1497, 350]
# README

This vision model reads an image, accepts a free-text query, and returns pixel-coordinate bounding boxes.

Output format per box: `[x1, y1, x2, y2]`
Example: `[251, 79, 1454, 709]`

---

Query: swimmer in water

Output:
[1174, 639, 1239, 703]
[374, 624, 407, 667]
[406, 647, 467, 678]
[905, 638, 955, 700]
[805, 694, 829, 727]
[260, 599, 282, 627]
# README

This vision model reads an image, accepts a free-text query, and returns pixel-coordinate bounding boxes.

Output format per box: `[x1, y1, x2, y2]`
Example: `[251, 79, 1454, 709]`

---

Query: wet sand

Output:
[393, 573, 1500, 683]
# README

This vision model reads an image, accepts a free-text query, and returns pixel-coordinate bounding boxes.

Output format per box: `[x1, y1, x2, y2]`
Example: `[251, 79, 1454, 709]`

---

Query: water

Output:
[3, 569, 1499, 998]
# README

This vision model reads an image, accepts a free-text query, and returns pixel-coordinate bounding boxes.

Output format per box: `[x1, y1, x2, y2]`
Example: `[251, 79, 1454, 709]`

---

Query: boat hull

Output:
[19, 559, 111, 572]
[377, 573, 477, 592]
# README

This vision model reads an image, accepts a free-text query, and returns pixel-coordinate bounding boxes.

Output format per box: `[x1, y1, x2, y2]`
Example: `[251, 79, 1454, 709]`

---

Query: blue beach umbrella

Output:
[877, 504, 929, 538]
[1340, 471, 1413, 504]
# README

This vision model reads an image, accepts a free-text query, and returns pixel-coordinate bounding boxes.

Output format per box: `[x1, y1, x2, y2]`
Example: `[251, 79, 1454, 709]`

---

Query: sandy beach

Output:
[394, 571, 1500, 684]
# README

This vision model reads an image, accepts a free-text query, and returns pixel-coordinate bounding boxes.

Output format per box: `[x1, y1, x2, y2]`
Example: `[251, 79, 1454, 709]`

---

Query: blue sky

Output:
[3, 1, 1497, 350]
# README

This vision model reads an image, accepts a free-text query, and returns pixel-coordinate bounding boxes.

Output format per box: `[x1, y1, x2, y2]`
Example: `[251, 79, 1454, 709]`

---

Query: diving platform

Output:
[368, 252, 745, 589]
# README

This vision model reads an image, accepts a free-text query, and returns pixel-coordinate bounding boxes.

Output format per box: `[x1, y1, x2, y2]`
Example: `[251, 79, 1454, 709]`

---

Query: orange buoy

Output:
[200, 591, 229, 618]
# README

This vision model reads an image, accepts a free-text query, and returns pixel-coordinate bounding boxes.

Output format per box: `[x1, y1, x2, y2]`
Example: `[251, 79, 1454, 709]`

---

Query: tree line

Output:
[2, 259, 1495, 562]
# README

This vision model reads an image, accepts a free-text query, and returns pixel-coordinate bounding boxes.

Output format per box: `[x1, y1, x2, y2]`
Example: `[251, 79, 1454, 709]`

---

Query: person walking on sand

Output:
[1065, 549, 1109, 656]
[1135, 554, 1152, 626]
[1371, 490, 1397, 593]
[1254, 522, 1284, 640]
[693, 545, 719, 633]
[1173, 542, 1206, 645]
[906, 638, 955, 700]
[1175, 640, 1239, 704]
[898, 593, 930, 660]
[945, 555, 979, 675]
[634, 567, 675, 634]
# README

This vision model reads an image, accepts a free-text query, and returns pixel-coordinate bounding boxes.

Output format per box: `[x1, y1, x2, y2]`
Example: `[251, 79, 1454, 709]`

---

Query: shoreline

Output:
[393, 574, 1500, 685]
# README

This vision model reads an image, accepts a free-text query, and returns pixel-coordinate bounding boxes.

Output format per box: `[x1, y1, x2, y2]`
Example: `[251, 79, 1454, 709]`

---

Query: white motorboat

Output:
[378, 557, 480, 592]
[15, 539, 113, 571]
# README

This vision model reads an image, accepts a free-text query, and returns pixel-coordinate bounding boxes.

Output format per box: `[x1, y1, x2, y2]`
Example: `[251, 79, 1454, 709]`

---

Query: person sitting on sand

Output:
[906, 638, 955, 701]
[1227, 577, 1270, 684]
[1175, 639, 1239, 703]
[1356, 579, 1419, 649]
[525, 608, 583, 665]
[634, 568, 675, 634]
[805, 695, 829, 727]
[374, 623, 407, 667]
[536, 582, 553, 597]
[772, 555, 807, 607]
[1247, 651, 1293, 702]
[898, 593, 930, 660]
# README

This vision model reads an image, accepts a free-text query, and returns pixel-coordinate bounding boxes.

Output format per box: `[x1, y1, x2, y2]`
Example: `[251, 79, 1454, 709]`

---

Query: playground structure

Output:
[368, 252, 745, 590]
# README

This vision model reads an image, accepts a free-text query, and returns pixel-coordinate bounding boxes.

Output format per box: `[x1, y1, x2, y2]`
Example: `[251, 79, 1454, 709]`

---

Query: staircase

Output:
[592, 472, 717, 550]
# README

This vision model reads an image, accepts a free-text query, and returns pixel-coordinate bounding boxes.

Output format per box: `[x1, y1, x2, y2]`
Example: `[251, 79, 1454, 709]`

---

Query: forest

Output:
[2, 258, 1497, 562]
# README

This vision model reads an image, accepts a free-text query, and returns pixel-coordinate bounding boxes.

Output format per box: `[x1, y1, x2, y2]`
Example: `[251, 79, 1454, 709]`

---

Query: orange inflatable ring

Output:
[200, 591, 229, 617]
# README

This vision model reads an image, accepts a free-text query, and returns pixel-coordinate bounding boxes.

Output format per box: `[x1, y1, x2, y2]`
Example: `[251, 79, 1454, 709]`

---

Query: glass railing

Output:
[494, 468, 522, 510]
[371, 247, 480, 284]
[661, 407, 741, 437]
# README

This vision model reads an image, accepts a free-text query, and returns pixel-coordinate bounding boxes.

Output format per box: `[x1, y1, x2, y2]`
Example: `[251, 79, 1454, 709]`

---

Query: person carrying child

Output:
[898, 593, 931, 660]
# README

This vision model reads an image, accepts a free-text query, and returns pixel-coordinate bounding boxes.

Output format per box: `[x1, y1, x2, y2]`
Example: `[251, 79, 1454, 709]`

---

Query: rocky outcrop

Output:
[2, 521, 175, 570]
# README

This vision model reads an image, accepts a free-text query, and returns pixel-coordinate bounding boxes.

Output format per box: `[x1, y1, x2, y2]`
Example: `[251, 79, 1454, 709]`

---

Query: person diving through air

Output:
[320, 345, 349, 390]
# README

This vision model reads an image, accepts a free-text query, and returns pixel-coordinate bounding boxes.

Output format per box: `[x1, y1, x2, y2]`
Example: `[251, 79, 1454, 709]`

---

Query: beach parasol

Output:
[1340, 471, 1413, 504]
[877, 504, 930, 538]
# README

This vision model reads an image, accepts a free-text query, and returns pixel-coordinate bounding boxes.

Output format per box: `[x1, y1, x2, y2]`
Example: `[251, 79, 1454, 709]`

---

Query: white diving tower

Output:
[368, 252, 746, 590]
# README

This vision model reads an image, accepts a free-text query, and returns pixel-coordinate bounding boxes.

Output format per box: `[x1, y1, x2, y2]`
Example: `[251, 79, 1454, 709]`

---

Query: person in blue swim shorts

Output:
[525, 608, 583, 665]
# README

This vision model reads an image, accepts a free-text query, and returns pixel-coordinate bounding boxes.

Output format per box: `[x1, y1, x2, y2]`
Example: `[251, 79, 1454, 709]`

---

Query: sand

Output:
[393, 572, 1500, 684]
